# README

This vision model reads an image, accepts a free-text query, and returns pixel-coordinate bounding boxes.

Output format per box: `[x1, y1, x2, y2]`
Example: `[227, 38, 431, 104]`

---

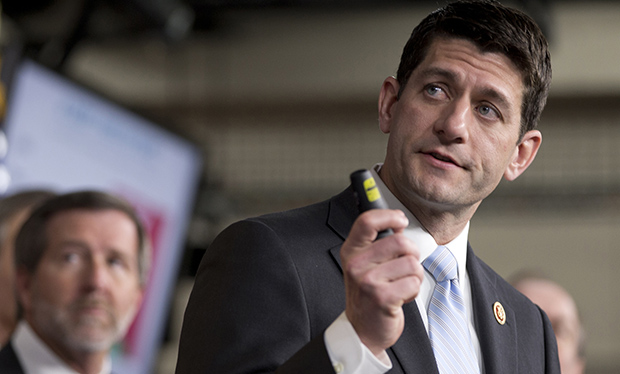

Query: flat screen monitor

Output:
[1, 58, 202, 374]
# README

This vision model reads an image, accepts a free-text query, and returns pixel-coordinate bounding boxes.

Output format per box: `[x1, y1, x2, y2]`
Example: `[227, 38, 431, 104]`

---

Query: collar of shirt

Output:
[12, 321, 112, 374]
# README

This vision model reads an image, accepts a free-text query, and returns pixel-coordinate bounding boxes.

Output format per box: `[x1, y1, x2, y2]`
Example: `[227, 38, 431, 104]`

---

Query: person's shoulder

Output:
[254, 198, 330, 225]
[241, 188, 352, 234]
[212, 189, 352, 255]
[235, 198, 333, 245]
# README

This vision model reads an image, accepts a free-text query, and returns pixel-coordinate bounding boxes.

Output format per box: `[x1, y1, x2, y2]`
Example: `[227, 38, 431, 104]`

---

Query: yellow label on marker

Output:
[363, 177, 381, 202]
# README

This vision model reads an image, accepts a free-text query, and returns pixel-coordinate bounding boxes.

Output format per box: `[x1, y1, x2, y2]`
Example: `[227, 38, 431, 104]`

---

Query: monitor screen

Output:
[2, 58, 202, 374]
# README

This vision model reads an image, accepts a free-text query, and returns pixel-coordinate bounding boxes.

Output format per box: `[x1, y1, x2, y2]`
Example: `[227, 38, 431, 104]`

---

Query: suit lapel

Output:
[467, 246, 517, 374]
[326, 187, 439, 374]
[326, 187, 358, 241]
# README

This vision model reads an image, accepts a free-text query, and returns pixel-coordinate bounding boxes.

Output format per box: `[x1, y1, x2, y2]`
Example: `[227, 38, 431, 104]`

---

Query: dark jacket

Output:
[0, 343, 25, 374]
[176, 187, 560, 373]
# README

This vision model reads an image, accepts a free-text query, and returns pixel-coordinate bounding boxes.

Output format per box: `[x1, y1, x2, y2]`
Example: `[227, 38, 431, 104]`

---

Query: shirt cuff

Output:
[324, 311, 392, 374]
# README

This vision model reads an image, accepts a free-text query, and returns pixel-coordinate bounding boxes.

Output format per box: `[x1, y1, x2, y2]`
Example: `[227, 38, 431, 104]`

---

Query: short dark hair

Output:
[14, 190, 150, 285]
[0, 190, 56, 249]
[396, 0, 552, 138]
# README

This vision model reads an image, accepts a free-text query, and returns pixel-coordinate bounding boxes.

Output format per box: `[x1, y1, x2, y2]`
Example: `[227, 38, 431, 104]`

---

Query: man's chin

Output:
[65, 327, 118, 353]
[62, 315, 118, 349]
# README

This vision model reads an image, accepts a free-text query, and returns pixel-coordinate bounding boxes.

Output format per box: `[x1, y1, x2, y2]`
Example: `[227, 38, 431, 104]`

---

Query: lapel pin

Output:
[493, 301, 506, 325]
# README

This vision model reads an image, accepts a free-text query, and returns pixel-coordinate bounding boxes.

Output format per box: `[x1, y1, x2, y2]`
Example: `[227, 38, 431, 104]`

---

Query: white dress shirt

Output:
[11, 321, 112, 374]
[324, 164, 483, 374]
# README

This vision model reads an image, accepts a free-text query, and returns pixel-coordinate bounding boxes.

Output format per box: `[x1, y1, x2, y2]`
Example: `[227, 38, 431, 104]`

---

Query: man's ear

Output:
[504, 130, 542, 181]
[378, 76, 400, 134]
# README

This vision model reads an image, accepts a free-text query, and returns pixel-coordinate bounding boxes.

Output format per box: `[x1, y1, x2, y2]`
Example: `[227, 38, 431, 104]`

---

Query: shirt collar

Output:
[12, 321, 112, 374]
[371, 163, 470, 280]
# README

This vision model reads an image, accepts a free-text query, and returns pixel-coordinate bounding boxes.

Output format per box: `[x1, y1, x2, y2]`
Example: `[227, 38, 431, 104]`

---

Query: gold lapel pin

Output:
[493, 301, 506, 325]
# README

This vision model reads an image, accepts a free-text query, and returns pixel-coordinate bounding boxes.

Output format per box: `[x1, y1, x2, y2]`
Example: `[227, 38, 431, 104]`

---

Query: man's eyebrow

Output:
[418, 66, 459, 82]
[478, 86, 513, 114]
[57, 240, 88, 249]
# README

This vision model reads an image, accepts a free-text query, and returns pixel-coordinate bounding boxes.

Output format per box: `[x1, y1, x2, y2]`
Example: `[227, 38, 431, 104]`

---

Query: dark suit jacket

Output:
[176, 187, 560, 373]
[0, 343, 25, 374]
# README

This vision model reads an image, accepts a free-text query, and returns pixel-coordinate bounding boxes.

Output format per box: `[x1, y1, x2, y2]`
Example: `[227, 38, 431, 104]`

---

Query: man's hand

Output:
[341, 209, 424, 361]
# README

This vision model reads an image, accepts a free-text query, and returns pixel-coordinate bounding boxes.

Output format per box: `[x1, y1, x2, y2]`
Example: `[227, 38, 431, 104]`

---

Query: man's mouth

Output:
[73, 299, 111, 316]
[429, 152, 456, 165]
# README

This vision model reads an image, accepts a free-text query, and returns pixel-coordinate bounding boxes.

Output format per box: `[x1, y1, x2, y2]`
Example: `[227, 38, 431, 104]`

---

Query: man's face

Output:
[379, 37, 541, 214]
[18, 209, 143, 354]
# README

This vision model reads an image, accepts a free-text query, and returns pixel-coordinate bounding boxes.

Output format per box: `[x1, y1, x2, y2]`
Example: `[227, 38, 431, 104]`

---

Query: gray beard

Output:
[32, 297, 137, 353]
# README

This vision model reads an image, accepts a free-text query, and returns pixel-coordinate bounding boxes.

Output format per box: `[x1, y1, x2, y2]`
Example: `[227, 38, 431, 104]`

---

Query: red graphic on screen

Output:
[115, 195, 166, 355]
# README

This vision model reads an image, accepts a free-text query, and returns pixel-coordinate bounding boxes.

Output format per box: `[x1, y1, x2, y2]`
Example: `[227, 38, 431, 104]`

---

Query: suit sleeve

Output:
[175, 219, 336, 374]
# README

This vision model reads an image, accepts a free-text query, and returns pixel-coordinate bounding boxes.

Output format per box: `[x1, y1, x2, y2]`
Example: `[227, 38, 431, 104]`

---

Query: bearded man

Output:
[0, 190, 149, 374]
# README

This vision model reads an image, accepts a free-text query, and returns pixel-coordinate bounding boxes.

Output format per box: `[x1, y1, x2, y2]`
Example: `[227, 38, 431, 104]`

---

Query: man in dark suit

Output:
[176, 1, 559, 373]
[0, 191, 149, 374]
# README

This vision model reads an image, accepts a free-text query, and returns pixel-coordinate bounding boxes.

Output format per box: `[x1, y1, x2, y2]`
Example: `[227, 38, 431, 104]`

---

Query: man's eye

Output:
[426, 85, 443, 96]
[109, 257, 128, 270]
[62, 252, 79, 263]
[477, 104, 500, 119]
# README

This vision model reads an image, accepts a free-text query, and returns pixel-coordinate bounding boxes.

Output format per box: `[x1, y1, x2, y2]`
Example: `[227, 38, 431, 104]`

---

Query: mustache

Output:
[70, 297, 114, 315]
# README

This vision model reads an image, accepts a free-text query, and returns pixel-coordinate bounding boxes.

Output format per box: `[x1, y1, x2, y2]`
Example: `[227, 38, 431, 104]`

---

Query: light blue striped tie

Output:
[423, 246, 480, 374]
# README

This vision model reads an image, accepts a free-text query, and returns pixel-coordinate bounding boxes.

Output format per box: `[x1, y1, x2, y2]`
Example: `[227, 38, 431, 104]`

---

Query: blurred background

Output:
[1, 0, 619, 373]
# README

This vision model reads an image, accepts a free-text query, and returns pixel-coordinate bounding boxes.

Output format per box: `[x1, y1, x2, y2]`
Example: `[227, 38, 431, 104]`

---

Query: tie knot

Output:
[422, 246, 458, 282]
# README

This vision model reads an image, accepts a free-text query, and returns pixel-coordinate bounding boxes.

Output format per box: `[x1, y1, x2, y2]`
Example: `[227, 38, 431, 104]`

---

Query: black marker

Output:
[350, 169, 394, 239]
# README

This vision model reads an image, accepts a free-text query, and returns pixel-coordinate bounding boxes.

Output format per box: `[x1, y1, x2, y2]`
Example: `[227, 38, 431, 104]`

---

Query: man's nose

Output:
[84, 259, 110, 290]
[434, 100, 470, 144]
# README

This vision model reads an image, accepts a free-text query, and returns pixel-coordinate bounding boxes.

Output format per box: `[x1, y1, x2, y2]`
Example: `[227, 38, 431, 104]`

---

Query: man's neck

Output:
[27, 319, 108, 374]
[377, 166, 478, 245]
[407, 202, 476, 245]
[64, 352, 107, 374]
[14, 321, 112, 374]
